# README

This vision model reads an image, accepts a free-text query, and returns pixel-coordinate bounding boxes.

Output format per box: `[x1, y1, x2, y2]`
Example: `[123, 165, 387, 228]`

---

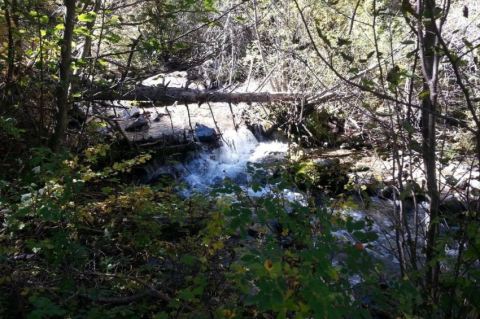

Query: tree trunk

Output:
[50, 0, 76, 150]
[4, 3, 15, 88]
[80, 0, 101, 60]
[119, 35, 142, 84]
[417, 0, 440, 299]
[88, 86, 338, 106]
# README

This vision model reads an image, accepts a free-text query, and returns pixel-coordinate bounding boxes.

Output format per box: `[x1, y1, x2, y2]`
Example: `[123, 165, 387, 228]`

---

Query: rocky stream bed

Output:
[98, 71, 480, 286]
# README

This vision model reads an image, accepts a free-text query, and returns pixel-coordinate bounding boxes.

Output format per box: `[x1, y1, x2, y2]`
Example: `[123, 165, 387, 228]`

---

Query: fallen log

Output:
[88, 86, 339, 106]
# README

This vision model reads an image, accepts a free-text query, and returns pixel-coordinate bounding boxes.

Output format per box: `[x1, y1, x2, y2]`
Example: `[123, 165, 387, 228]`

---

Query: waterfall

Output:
[177, 127, 288, 193]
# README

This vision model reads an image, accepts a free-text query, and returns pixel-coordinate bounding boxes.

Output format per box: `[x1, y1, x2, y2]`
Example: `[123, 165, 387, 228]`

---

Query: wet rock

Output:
[440, 196, 466, 220]
[195, 123, 218, 143]
[379, 185, 396, 200]
[469, 179, 480, 190]
[129, 111, 141, 119]
[352, 165, 370, 172]
[467, 199, 480, 212]
[349, 173, 381, 196]
[146, 166, 178, 184]
[313, 158, 339, 167]
[444, 174, 459, 186]
[121, 107, 140, 119]
[153, 113, 167, 122]
[125, 115, 149, 132]
[339, 132, 369, 150]
[68, 118, 82, 130]
[247, 123, 267, 141]
[233, 172, 248, 185]
[293, 158, 349, 194]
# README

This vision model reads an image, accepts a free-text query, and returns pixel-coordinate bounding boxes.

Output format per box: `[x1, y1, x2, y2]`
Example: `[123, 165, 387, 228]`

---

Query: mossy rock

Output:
[305, 109, 345, 146]
[293, 158, 349, 194]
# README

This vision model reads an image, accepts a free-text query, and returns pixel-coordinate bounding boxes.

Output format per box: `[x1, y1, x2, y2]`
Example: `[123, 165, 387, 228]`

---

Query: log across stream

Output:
[90, 71, 345, 147]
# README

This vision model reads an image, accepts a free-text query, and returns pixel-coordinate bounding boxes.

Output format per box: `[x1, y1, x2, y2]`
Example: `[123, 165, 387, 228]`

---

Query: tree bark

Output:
[88, 86, 339, 106]
[50, 0, 76, 150]
[80, 0, 101, 60]
[119, 35, 142, 84]
[417, 0, 440, 299]
[4, 2, 15, 88]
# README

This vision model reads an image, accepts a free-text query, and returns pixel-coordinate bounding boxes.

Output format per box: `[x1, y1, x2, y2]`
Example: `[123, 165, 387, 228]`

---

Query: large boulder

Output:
[125, 115, 149, 132]
[195, 123, 218, 143]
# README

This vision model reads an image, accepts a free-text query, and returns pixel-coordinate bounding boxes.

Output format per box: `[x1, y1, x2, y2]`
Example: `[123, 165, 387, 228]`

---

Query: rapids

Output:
[176, 127, 289, 193]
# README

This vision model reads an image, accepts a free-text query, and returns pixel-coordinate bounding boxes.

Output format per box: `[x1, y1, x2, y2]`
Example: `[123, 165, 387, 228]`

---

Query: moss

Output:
[293, 158, 349, 194]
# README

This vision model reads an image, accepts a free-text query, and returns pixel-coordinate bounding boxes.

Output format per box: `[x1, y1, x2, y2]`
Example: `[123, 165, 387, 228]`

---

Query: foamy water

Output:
[166, 126, 431, 278]
[177, 127, 288, 192]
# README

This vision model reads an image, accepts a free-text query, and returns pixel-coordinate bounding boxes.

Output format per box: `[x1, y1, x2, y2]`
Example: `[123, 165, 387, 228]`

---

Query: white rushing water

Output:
[178, 127, 289, 193]
[170, 126, 422, 277]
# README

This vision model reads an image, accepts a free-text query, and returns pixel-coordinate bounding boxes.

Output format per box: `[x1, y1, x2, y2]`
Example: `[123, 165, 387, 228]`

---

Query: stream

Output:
[148, 125, 411, 278]
[176, 127, 289, 194]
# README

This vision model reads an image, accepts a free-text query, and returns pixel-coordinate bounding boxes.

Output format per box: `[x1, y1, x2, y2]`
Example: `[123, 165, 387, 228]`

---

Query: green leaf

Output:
[418, 90, 430, 99]
[107, 15, 120, 26]
[154, 312, 169, 319]
[78, 11, 97, 23]
[28, 296, 66, 319]
[406, 50, 417, 59]
[337, 38, 352, 46]
[204, 0, 216, 12]
[39, 15, 49, 24]
[315, 24, 331, 48]
[348, 67, 359, 74]
[180, 254, 197, 266]
[74, 26, 91, 37]
[340, 52, 354, 63]
[105, 33, 121, 44]
[386, 65, 401, 86]
[55, 24, 65, 31]
[463, 37, 474, 49]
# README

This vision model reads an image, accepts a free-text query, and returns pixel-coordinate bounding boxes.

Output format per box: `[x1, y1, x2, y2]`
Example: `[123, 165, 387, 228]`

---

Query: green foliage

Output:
[78, 11, 97, 23]
[28, 296, 66, 319]
[1, 140, 479, 318]
[1, 0, 480, 318]
[0, 116, 24, 139]
[293, 158, 349, 193]
[0, 146, 396, 318]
